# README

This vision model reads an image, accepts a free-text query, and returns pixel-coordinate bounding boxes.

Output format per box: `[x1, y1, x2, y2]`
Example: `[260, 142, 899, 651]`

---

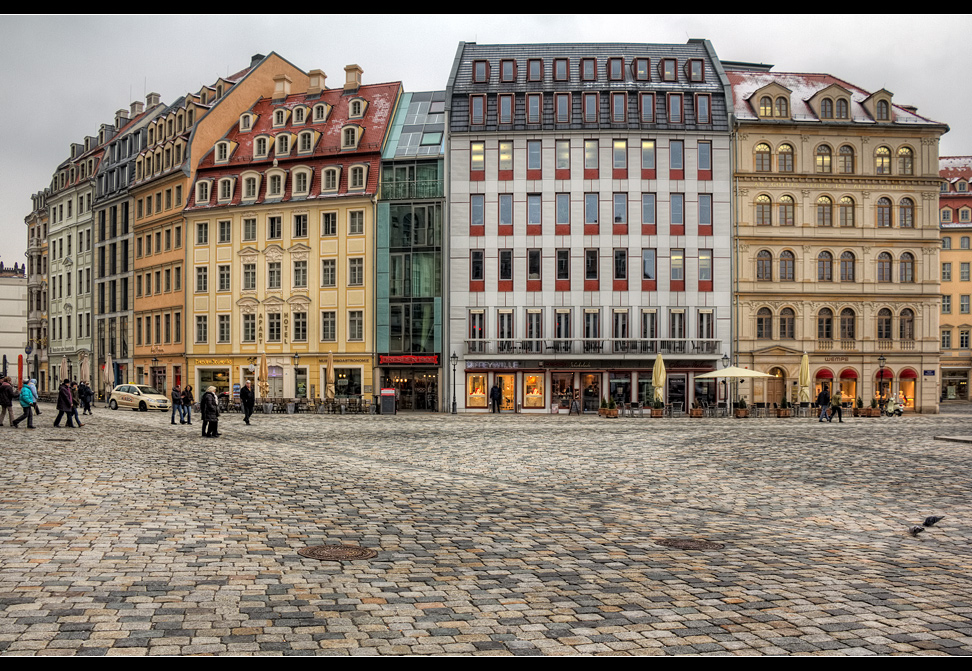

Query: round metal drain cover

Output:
[298, 545, 378, 561]
[656, 538, 724, 550]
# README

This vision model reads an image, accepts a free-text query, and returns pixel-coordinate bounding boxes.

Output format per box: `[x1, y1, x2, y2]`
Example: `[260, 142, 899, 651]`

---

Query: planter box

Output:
[775, 409, 791, 418]
[651, 408, 664, 417]
[601, 408, 619, 418]
[734, 409, 749, 418]
[688, 408, 704, 418]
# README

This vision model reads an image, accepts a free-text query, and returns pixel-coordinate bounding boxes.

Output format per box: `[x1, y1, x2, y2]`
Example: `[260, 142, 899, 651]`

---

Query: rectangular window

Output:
[943, 262, 953, 282]
[293, 213, 308, 238]
[267, 313, 281, 342]
[555, 93, 570, 123]
[671, 194, 684, 228]
[671, 249, 684, 281]
[268, 216, 282, 239]
[470, 95, 485, 125]
[499, 249, 513, 281]
[348, 258, 364, 286]
[556, 193, 570, 227]
[322, 212, 337, 237]
[527, 94, 542, 124]
[527, 140, 542, 171]
[498, 95, 513, 124]
[470, 141, 485, 175]
[699, 249, 712, 281]
[962, 262, 970, 282]
[218, 264, 230, 292]
[498, 141, 513, 173]
[642, 249, 656, 280]
[962, 295, 970, 314]
[527, 194, 542, 231]
[554, 58, 568, 81]
[528, 59, 542, 81]
[268, 262, 281, 289]
[584, 140, 598, 169]
[614, 249, 627, 280]
[640, 93, 654, 122]
[584, 92, 598, 123]
[642, 140, 655, 170]
[528, 249, 541, 280]
[670, 140, 684, 172]
[585, 193, 598, 225]
[218, 219, 231, 243]
[942, 330, 952, 349]
[585, 249, 598, 280]
[348, 210, 364, 235]
[470, 194, 485, 233]
[613, 193, 627, 224]
[321, 311, 336, 341]
[698, 141, 712, 171]
[499, 193, 513, 231]
[196, 222, 208, 245]
[195, 266, 208, 292]
[243, 263, 256, 290]
[195, 315, 207, 343]
[243, 314, 255, 343]
[699, 194, 712, 230]
[611, 92, 626, 122]
[348, 311, 363, 341]
[556, 249, 570, 280]
[555, 140, 570, 170]
[293, 312, 307, 342]
[642, 194, 656, 226]
[941, 295, 951, 314]
[321, 259, 336, 287]
[470, 250, 484, 282]
[668, 94, 683, 123]
[218, 314, 230, 343]
[293, 260, 307, 288]
[697, 94, 711, 124]
[613, 140, 627, 169]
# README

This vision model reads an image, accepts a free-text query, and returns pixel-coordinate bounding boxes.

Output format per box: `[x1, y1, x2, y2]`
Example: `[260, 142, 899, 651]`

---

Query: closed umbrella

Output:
[652, 354, 666, 404]
[103, 352, 114, 405]
[79, 351, 90, 385]
[59, 355, 68, 385]
[798, 352, 811, 403]
[326, 351, 335, 401]
[258, 352, 270, 398]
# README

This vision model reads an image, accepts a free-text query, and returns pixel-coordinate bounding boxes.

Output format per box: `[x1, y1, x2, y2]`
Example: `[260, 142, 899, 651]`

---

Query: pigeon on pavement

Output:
[923, 515, 945, 527]
[908, 525, 925, 537]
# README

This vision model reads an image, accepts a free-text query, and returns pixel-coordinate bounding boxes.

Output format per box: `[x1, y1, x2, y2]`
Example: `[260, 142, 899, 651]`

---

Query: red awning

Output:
[899, 368, 918, 379]
[875, 369, 894, 379]
[815, 368, 834, 379]
[838, 368, 858, 379]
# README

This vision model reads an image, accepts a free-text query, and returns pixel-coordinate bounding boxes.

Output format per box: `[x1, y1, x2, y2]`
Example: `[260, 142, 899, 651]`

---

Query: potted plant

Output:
[689, 400, 704, 418]
[604, 396, 619, 418]
[734, 398, 749, 418]
[776, 398, 791, 418]
[853, 397, 863, 417]
[598, 396, 608, 416]
[651, 399, 665, 417]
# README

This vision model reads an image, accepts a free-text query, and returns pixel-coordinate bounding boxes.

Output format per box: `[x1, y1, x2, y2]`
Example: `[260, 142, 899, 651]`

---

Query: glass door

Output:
[495, 374, 515, 411]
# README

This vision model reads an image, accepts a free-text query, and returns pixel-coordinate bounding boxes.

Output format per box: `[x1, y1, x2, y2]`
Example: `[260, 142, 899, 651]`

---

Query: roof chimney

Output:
[145, 92, 161, 107]
[344, 64, 363, 92]
[115, 109, 130, 129]
[272, 73, 292, 101]
[307, 69, 327, 96]
[251, 53, 266, 67]
[131, 100, 144, 117]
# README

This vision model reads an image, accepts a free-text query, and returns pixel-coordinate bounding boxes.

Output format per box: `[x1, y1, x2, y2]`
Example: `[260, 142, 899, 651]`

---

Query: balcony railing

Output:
[378, 179, 444, 201]
[818, 338, 917, 352]
[465, 338, 722, 357]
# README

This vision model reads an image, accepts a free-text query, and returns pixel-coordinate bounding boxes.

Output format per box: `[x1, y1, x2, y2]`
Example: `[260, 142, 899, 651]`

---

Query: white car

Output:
[108, 384, 170, 412]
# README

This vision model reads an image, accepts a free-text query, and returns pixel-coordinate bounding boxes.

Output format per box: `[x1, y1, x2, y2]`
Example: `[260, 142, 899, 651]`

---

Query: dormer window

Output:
[313, 104, 329, 122]
[608, 58, 623, 81]
[342, 126, 359, 149]
[836, 98, 849, 119]
[348, 98, 367, 119]
[775, 97, 788, 117]
[820, 98, 834, 119]
[527, 59, 542, 81]
[254, 136, 269, 159]
[242, 175, 259, 200]
[959, 181, 968, 192]
[215, 141, 230, 163]
[217, 177, 234, 202]
[322, 167, 340, 192]
[239, 114, 253, 131]
[876, 99, 890, 121]
[688, 59, 704, 82]
[633, 58, 649, 81]
[292, 168, 311, 196]
[293, 107, 306, 124]
[473, 60, 489, 83]
[276, 134, 291, 156]
[500, 59, 516, 82]
[298, 131, 314, 153]
[554, 58, 569, 81]
[760, 96, 773, 117]
[274, 109, 286, 126]
[661, 59, 677, 82]
[267, 173, 284, 198]
[349, 165, 367, 190]
[195, 180, 211, 205]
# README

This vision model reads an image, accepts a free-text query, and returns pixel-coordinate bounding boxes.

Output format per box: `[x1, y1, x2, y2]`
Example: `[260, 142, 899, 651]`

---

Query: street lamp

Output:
[292, 352, 301, 397]
[878, 354, 887, 407]
[450, 351, 459, 415]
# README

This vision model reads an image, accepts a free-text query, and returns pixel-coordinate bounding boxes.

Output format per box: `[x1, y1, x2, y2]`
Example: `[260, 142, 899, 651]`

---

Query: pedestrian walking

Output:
[0, 376, 15, 426]
[240, 379, 254, 425]
[28, 378, 41, 416]
[490, 382, 501, 413]
[11, 382, 36, 429]
[830, 389, 843, 423]
[80, 381, 93, 415]
[53, 380, 76, 428]
[182, 385, 194, 425]
[201, 386, 220, 437]
[817, 384, 831, 423]
[171, 384, 184, 424]
[70, 382, 83, 427]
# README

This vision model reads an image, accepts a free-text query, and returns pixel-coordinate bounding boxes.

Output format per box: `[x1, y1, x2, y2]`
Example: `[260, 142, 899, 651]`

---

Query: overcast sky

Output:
[2, 14, 969, 266]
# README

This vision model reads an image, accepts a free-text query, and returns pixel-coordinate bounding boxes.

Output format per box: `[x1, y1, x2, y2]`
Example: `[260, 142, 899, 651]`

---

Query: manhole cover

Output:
[655, 538, 724, 550]
[297, 545, 378, 561]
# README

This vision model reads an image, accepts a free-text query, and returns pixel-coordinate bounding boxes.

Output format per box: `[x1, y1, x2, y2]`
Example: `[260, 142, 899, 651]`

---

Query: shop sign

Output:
[195, 359, 233, 365]
[824, 356, 849, 362]
[466, 360, 522, 369]
[379, 354, 439, 366]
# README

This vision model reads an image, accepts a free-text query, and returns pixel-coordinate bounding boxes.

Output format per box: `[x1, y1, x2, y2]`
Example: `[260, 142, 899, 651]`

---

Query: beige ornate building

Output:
[938, 156, 972, 402]
[727, 64, 948, 413]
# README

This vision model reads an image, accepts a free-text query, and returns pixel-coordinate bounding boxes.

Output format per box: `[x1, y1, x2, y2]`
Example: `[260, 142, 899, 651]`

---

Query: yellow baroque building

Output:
[184, 66, 402, 403]
[727, 65, 948, 413]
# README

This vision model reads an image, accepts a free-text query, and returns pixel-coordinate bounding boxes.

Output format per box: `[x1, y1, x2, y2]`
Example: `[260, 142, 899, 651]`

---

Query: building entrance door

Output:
[495, 374, 515, 411]
[384, 368, 439, 411]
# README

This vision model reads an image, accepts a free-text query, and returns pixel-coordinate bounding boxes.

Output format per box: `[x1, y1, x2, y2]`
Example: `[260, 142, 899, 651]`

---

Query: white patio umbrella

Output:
[103, 352, 114, 405]
[59, 355, 68, 385]
[652, 354, 666, 404]
[78, 351, 90, 385]
[694, 366, 775, 379]
[798, 352, 811, 403]
[326, 351, 335, 401]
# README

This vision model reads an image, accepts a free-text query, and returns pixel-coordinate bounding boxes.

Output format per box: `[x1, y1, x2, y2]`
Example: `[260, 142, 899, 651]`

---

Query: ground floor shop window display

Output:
[495, 373, 515, 411]
[942, 370, 967, 400]
[552, 372, 574, 409]
[581, 373, 600, 412]
[898, 370, 916, 408]
[467, 373, 486, 408]
[199, 368, 230, 396]
[694, 378, 716, 406]
[335, 368, 362, 397]
[609, 372, 631, 406]
[638, 373, 655, 407]
[523, 373, 544, 408]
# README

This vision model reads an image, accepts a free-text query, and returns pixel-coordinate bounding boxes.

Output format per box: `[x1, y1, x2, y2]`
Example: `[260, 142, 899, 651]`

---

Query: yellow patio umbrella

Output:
[258, 352, 270, 398]
[652, 354, 666, 404]
[798, 352, 811, 403]
[325, 351, 335, 401]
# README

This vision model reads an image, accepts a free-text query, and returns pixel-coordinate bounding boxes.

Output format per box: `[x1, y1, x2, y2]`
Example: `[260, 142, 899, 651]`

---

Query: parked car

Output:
[108, 384, 170, 412]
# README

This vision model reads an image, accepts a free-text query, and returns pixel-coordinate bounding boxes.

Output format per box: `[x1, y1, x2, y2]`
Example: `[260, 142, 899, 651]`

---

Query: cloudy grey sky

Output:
[2, 14, 969, 265]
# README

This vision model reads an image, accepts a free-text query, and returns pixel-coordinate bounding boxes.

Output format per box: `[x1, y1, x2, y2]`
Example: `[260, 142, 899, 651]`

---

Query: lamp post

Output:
[292, 352, 301, 397]
[450, 351, 458, 414]
[878, 354, 887, 408]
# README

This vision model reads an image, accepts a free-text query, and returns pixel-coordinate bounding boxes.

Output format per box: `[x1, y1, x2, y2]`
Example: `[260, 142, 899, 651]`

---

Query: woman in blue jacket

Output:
[12, 383, 36, 428]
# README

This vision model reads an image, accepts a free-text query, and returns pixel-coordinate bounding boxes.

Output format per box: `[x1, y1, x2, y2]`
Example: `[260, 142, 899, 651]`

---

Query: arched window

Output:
[876, 100, 890, 121]
[817, 196, 833, 227]
[816, 145, 832, 173]
[756, 250, 773, 281]
[839, 196, 855, 227]
[343, 127, 357, 148]
[899, 308, 915, 340]
[276, 135, 289, 154]
[779, 250, 795, 281]
[323, 168, 339, 191]
[760, 96, 773, 117]
[877, 197, 892, 228]
[778, 144, 794, 172]
[817, 251, 833, 281]
[820, 98, 834, 119]
[755, 143, 771, 172]
[756, 195, 772, 225]
[877, 308, 893, 340]
[836, 98, 849, 119]
[775, 97, 788, 117]
[877, 252, 893, 283]
[779, 195, 795, 226]
[840, 251, 856, 282]
[899, 198, 915, 228]
[898, 147, 914, 175]
[899, 252, 915, 283]
[840, 308, 856, 340]
[838, 145, 855, 174]
[779, 308, 795, 339]
[817, 308, 834, 340]
[875, 146, 892, 174]
[350, 166, 366, 189]
[756, 308, 773, 338]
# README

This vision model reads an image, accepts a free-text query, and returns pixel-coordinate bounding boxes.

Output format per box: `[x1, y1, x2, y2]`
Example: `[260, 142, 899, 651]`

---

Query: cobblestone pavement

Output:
[1, 404, 971, 656]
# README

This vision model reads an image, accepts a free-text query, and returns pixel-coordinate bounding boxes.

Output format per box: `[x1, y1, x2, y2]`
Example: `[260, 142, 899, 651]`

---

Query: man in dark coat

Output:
[201, 385, 220, 437]
[53, 380, 76, 428]
[490, 383, 502, 413]
[0, 376, 15, 426]
[240, 380, 255, 425]
[817, 384, 831, 423]
[171, 384, 184, 425]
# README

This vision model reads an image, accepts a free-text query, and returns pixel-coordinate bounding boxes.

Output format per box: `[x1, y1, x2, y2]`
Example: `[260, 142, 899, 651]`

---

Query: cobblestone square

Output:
[2, 404, 971, 655]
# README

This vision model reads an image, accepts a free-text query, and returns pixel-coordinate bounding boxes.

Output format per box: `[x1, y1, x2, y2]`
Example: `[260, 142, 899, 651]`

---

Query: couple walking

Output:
[169, 384, 195, 425]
